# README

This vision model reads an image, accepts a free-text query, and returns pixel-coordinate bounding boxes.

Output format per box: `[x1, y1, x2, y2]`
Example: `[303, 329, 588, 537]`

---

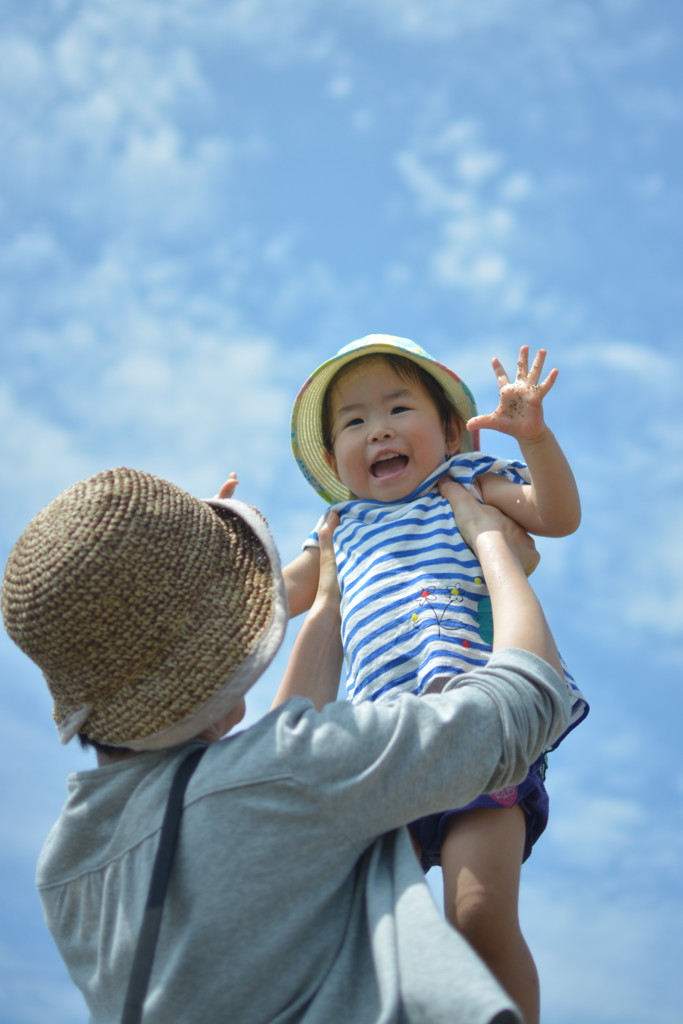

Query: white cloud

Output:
[549, 341, 683, 640]
[566, 339, 672, 378]
[0, 225, 304, 521]
[456, 148, 502, 185]
[499, 172, 534, 203]
[0, 10, 250, 241]
[343, 0, 522, 37]
[200, 0, 319, 53]
[523, 876, 683, 1024]
[394, 150, 464, 214]
[395, 121, 534, 312]
[517, 721, 683, 1021]
[0, 383, 93, 540]
[629, 172, 666, 201]
[338, 0, 674, 99]
[100, 328, 288, 438]
[0, 33, 45, 100]
[0, 225, 67, 276]
[620, 83, 682, 123]
[327, 74, 353, 99]
[550, 793, 646, 870]
[621, 502, 683, 638]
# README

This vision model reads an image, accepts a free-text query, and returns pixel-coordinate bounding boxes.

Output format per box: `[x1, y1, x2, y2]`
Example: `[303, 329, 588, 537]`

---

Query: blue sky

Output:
[1, 1, 682, 1021]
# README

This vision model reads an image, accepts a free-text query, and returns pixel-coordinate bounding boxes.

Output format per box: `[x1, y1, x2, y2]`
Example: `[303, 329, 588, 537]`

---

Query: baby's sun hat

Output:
[291, 333, 479, 504]
[1, 467, 288, 750]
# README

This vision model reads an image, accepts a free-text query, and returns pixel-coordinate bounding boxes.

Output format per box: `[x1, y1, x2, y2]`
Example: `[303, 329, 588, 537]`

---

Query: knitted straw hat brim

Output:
[291, 334, 479, 504]
[1, 468, 287, 750]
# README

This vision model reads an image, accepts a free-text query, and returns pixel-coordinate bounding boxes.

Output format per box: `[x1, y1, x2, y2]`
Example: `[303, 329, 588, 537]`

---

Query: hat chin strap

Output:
[57, 704, 94, 745]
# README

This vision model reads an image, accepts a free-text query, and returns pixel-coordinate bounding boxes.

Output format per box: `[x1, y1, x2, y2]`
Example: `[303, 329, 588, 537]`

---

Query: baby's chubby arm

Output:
[282, 547, 321, 618]
[438, 478, 562, 675]
[467, 346, 581, 537]
[215, 475, 322, 618]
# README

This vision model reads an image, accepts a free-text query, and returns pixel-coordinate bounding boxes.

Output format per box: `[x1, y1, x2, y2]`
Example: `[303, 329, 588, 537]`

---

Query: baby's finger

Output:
[318, 509, 340, 540]
[537, 366, 559, 396]
[526, 348, 548, 386]
[523, 543, 541, 577]
[515, 345, 530, 381]
[491, 356, 511, 389]
[437, 476, 475, 508]
[465, 413, 498, 433]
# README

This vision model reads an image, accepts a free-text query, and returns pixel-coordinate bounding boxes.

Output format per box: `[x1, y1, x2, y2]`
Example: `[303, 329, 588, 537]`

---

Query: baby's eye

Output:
[391, 405, 411, 415]
[342, 416, 364, 429]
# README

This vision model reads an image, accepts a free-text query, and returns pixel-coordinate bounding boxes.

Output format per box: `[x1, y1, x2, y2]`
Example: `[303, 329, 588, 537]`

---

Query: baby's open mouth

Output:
[370, 454, 408, 479]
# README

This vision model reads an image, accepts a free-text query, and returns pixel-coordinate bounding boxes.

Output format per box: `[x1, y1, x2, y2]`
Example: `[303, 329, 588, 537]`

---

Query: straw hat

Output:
[291, 334, 479, 504]
[1, 467, 287, 750]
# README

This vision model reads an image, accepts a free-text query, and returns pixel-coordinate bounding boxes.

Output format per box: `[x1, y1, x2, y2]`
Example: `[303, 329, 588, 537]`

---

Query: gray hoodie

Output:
[36, 648, 571, 1023]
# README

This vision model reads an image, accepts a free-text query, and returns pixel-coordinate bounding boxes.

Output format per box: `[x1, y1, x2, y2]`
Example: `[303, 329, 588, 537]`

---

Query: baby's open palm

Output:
[466, 346, 558, 442]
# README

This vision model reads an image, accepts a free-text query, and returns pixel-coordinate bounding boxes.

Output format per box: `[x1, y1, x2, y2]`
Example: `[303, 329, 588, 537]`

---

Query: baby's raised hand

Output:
[466, 346, 558, 442]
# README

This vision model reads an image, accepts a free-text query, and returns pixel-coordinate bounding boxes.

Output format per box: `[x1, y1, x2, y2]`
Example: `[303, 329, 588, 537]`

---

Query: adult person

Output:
[1, 466, 571, 1024]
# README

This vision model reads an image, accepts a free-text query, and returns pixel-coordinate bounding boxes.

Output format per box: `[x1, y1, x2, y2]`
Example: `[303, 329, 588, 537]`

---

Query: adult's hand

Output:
[438, 477, 540, 577]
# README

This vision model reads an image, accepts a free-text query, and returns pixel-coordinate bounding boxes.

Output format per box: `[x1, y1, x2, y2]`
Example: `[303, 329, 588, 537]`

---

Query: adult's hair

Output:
[77, 734, 133, 758]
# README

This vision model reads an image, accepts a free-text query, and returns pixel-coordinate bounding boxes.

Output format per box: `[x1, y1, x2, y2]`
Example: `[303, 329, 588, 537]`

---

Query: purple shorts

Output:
[409, 755, 549, 871]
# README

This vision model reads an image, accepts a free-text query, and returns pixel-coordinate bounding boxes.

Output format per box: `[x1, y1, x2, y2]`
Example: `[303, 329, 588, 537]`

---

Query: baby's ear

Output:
[323, 448, 341, 479]
[445, 412, 464, 455]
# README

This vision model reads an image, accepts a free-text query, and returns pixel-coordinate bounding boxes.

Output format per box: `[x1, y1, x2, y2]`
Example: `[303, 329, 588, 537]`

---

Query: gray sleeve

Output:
[278, 648, 572, 847]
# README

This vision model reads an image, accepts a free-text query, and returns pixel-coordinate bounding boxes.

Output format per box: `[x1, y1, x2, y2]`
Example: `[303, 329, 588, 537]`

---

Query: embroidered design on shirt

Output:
[410, 581, 483, 643]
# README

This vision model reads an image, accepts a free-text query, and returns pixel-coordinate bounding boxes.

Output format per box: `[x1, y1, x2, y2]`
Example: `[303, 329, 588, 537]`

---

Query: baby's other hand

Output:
[215, 472, 238, 499]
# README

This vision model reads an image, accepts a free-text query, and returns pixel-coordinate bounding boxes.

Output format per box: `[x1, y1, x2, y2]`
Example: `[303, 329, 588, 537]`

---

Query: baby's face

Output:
[324, 357, 450, 502]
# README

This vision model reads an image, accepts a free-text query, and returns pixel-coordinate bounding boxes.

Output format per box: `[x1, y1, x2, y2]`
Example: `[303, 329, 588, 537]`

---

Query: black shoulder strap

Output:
[120, 745, 207, 1024]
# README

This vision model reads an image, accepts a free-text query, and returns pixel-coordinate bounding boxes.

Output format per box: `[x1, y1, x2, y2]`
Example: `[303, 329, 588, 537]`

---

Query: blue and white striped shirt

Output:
[306, 453, 587, 742]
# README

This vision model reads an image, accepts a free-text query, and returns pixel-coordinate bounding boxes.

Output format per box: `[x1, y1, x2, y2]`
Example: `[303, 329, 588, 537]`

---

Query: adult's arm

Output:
[276, 648, 571, 849]
[439, 478, 562, 676]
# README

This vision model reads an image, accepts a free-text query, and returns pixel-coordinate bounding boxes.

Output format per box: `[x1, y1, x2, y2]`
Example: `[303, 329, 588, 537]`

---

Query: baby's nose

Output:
[369, 422, 395, 443]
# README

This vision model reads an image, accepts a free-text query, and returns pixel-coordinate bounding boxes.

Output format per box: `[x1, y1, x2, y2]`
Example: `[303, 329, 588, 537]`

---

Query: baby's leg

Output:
[440, 804, 539, 1024]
